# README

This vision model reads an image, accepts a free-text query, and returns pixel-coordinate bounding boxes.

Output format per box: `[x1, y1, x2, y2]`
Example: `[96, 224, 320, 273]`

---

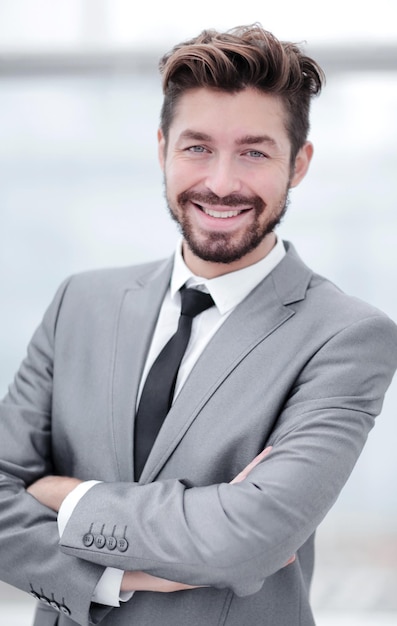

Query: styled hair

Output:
[159, 24, 325, 161]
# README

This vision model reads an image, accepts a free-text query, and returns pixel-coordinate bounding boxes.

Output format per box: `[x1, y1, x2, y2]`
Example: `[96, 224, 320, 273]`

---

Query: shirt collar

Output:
[170, 237, 286, 315]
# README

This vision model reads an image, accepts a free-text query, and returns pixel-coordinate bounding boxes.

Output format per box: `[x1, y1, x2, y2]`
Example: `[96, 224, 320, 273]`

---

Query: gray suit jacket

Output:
[1, 242, 397, 626]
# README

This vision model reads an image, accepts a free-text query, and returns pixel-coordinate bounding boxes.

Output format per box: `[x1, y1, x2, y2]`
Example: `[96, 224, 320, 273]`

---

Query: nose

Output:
[204, 154, 242, 198]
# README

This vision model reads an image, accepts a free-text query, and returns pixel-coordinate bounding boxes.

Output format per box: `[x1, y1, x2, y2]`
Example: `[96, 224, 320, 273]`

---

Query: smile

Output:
[198, 205, 248, 219]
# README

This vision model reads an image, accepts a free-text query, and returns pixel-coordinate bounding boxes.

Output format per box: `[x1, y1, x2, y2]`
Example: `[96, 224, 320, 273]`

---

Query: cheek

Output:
[250, 178, 278, 201]
[252, 171, 289, 199]
[164, 170, 180, 200]
[166, 161, 201, 195]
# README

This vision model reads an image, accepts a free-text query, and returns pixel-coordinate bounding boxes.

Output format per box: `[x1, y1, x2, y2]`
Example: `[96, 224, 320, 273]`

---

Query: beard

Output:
[165, 186, 290, 265]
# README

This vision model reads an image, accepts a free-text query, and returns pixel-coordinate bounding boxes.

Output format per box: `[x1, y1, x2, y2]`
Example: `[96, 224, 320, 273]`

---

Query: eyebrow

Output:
[179, 130, 278, 147]
[179, 130, 212, 142]
[235, 134, 278, 147]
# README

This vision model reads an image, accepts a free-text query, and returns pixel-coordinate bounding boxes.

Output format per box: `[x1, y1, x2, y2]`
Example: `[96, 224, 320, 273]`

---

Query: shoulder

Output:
[278, 241, 397, 343]
[43, 258, 172, 326]
[59, 258, 171, 298]
[308, 269, 394, 333]
[72, 258, 170, 287]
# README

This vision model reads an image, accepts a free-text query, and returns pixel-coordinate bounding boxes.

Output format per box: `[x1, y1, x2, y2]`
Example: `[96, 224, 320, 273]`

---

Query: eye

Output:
[245, 149, 267, 158]
[187, 145, 208, 153]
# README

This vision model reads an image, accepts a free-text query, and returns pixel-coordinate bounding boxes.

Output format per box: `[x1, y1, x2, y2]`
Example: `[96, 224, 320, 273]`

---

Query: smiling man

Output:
[160, 87, 312, 276]
[1, 24, 397, 626]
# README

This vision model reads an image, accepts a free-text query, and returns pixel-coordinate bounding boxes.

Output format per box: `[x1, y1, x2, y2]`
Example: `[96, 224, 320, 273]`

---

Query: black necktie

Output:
[134, 287, 215, 479]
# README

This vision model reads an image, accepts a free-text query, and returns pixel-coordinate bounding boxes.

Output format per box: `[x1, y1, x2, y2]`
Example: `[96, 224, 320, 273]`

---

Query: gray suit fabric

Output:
[1, 241, 397, 626]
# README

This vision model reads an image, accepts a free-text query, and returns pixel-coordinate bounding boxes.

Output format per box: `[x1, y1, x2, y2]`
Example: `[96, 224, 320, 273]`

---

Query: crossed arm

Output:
[16, 289, 397, 602]
[28, 471, 200, 593]
[27, 446, 293, 593]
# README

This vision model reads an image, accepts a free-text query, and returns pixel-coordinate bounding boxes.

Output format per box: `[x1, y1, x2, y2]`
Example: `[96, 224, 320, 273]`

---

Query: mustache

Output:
[178, 190, 265, 210]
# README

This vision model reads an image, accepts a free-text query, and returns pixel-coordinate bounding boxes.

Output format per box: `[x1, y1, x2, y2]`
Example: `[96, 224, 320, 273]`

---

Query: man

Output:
[0, 24, 396, 626]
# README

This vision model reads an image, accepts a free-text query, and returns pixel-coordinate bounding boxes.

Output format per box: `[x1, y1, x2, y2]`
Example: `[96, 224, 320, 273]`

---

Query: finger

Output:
[284, 555, 296, 566]
[230, 446, 273, 484]
[249, 445, 273, 466]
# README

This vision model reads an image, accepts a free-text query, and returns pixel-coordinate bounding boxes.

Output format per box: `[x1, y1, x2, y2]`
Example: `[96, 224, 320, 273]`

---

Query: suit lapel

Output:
[110, 258, 173, 480]
[139, 242, 313, 483]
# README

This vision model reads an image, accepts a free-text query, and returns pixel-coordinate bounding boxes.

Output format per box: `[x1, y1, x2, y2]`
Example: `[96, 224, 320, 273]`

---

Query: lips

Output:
[202, 207, 244, 218]
[195, 204, 249, 219]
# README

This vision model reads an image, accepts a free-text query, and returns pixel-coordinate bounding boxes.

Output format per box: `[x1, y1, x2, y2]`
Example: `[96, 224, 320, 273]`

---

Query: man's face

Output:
[158, 87, 312, 277]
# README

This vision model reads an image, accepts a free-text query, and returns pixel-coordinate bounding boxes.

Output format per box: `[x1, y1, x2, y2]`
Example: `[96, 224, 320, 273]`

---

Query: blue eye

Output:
[188, 145, 207, 153]
[246, 150, 266, 158]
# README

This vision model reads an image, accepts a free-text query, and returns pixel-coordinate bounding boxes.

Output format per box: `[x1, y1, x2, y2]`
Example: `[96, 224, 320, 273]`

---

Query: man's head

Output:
[159, 24, 325, 163]
[157, 25, 325, 278]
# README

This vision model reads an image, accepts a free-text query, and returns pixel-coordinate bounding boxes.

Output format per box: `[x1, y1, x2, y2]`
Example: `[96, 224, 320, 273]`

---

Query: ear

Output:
[158, 128, 166, 171]
[290, 141, 313, 188]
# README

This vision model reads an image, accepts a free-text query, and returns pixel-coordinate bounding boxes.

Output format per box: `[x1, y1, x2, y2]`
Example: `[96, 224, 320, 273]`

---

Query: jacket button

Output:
[83, 533, 94, 547]
[95, 534, 106, 548]
[39, 595, 51, 605]
[106, 536, 117, 551]
[117, 538, 128, 552]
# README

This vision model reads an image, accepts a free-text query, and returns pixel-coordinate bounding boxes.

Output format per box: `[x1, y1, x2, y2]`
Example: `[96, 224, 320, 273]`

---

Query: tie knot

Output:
[180, 287, 214, 318]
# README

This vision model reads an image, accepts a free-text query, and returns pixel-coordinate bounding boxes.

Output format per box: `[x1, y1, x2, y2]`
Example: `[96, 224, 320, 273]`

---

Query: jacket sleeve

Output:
[58, 313, 397, 597]
[0, 279, 110, 626]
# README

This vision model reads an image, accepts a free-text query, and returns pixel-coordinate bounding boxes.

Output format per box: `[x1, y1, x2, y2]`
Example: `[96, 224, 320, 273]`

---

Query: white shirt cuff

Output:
[57, 480, 132, 606]
[92, 567, 133, 606]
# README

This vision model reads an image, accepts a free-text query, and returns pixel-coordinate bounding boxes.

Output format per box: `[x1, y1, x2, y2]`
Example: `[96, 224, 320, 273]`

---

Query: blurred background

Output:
[0, 1, 396, 624]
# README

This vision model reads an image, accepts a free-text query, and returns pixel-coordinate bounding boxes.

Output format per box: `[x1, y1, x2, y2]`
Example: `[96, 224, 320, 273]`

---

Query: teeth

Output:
[203, 207, 242, 218]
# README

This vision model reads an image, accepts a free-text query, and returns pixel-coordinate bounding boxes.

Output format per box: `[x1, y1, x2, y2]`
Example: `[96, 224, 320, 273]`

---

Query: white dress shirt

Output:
[58, 237, 286, 606]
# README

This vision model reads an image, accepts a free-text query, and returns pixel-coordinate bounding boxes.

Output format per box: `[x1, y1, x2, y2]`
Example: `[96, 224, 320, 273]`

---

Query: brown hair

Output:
[159, 24, 325, 161]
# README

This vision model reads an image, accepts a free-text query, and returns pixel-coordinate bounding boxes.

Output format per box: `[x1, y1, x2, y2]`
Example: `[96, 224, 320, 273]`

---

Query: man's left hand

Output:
[27, 475, 83, 512]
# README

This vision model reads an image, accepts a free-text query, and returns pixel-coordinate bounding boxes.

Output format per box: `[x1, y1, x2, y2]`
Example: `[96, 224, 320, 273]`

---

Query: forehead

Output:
[169, 87, 290, 144]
